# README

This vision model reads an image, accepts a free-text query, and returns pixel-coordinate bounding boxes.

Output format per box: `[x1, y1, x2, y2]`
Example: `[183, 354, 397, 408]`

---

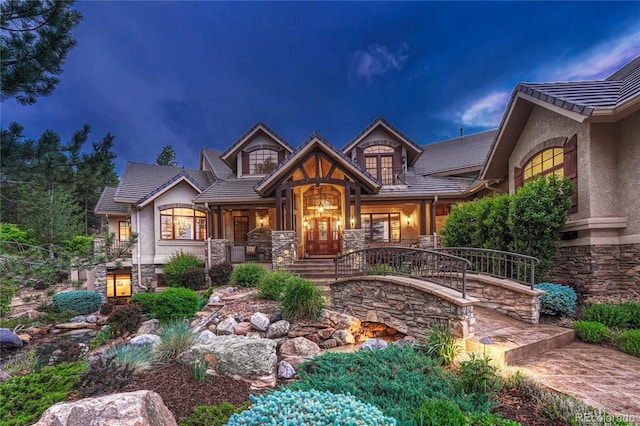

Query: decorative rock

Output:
[317, 327, 335, 339]
[279, 337, 321, 357]
[250, 374, 277, 391]
[196, 330, 216, 343]
[17, 333, 31, 343]
[56, 322, 96, 330]
[234, 322, 252, 336]
[208, 295, 221, 304]
[250, 312, 270, 332]
[319, 338, 338, 349]
[277, 360, 296, 379]
[136, 319, 161, 336]
[33, 390, 177, 426]
[217, 317, 238, 335]
[282, 356, 308, 370]
[270, 312, 283, 322]
[0, 370, 11, 383]
[360, 338, 388, 351]
[208, 324, 217, 333]
[331, 329, 355, 345]
[306, 333, 321, 345]
[86, 314, 98, 323]
[320, 310, 362, 334]
[70, 315, 87, 323]
[395, 336, 416, 347]
[246, 332, 262, 339]
[130, 334, 161, 347]
[0, 328, 23, 348]
[265, 320, 290, 339]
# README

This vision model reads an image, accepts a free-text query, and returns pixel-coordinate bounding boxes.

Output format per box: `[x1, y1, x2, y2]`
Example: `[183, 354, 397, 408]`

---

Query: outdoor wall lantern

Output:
[406, 215, 412, 226]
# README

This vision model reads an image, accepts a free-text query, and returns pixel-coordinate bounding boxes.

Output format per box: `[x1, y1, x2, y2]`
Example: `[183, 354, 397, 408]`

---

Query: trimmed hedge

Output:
[574, 321, 610, 344]
[231, 263, 267, 287]
[181, 267, 207, 291]
[130, 292, 160, 314]
[52, 290, 102, 315]
[582, 303, 631, 329]
[152, 287, 200, 322]
[163, 251, 204, 287]
[208, 261, 234, 286]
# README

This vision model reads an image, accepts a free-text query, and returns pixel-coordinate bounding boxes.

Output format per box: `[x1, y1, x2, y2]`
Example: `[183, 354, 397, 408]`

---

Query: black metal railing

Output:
[364, 238, 419, 248]
[227, 241, 272, 263]
[430, 247, 539, 288]
[106, 240, 133, 257]
[334, 246, 472, 298]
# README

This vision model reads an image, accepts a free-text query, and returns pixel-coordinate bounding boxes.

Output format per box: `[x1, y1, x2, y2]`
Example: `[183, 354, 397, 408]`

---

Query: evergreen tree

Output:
[155, 145, 178, 166]
[1, 0, 82, 105]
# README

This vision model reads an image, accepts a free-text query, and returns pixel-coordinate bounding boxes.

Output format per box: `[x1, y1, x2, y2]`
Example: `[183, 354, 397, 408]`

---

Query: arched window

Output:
[248, 149, 278, 175]
[160, 208, 206, 240]
[364, 145, 396, 185]
[523, 148, 564, 181]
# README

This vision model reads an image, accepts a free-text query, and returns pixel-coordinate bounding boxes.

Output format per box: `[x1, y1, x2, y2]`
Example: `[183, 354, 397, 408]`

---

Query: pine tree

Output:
[155, 145, 178, 166]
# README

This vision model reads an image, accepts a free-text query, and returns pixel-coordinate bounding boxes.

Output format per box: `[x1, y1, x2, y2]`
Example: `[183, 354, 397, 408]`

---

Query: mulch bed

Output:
[491, 385, 567, 426]
[123, 362, 254, 422]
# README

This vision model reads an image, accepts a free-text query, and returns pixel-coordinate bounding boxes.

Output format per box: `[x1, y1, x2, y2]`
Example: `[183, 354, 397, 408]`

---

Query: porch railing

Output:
[227, 241, 272, 263]
[106, 240, 133, 257]
[334, 246, 472, 298]
[430, 247, 539, 288]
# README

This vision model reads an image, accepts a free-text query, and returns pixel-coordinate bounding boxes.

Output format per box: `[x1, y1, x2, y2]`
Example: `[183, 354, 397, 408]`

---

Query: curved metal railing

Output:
[430, 247, 539, 288]
[334, 246, 472, 298]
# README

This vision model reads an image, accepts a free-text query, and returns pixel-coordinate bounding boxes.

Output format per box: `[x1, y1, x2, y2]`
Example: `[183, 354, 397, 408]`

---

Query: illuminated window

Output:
[119, 221, 130, 242]
[160, 208, 206, 240]
[106, 273, 131, 297]
[361, 213, 401, 242]
[249, 149, 278, 175]
[523, 148, 564, 181]
[364, 145, 396, 185]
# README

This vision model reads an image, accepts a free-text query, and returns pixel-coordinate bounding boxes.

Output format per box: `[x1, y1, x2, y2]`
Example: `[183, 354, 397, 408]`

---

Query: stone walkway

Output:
[470, 307, 640, 418]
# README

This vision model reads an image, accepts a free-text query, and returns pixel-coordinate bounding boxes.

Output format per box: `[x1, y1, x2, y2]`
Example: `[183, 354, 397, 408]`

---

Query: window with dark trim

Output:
[361, 213, 401, 242]
[248, 149, 278, 175]
[118, 221, 130, 242]
[364, 145, 395, 185]
[160, 208, 206, 240]
[106, 272, 131, 298]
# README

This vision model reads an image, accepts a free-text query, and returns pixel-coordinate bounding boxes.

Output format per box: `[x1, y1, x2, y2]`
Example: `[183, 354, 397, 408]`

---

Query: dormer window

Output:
[243, 148, 279, 175]
[364, 145, 397, 185]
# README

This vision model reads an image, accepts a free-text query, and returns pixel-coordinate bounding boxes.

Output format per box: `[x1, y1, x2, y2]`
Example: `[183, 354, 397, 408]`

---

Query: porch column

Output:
[420, 200, 427, 235]
[275, 188, 282, 231]
[354, 185, 361, 228]
[344, 181, 351, 230]
[285, 186, 293, 230]
[217, 206, 223, 238]
[430, 199, 437, 235]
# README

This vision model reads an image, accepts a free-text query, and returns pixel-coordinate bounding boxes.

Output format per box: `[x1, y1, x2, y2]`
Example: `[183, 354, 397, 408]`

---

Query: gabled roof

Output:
[342, 116, 423, 165]
[414, 129, 497, 176]
[219, 122, 294, 169]
[254, 132, 381, 196]
[200, 148, 235, 180]
[481, 56, 640, 180]
[94, 186, 130, 215]
[114, 162, 215, 207]
[193, 177, 269, 204]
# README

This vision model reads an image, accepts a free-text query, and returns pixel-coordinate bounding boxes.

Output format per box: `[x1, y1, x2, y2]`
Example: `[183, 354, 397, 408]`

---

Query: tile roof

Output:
[413, 129, 497, 175]
[376, 174, 474, 197]
[201, 148, 235, 179]
[114, 162, 215, 205]
[193, 177, 268, 203]
[94, 186, 130, 215]
[220, 122, 294, 166]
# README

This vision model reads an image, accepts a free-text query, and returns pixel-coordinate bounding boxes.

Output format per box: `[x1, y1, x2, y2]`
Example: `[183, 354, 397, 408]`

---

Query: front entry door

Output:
[306, 217, 341, 256]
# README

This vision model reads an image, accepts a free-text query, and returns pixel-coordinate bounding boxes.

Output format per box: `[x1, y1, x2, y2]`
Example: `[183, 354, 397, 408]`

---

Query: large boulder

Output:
[0, 328, 24, 349]
[130, 334, 161, 347]
[183, 334, 277, 381]
[250, 312, 270, 332]
[265, 320, 290, 338]
[33, 390, 177, 426]
[136, 319, 161, 336]
[279, 337, 321, 357]
[217, 317, 238, 335]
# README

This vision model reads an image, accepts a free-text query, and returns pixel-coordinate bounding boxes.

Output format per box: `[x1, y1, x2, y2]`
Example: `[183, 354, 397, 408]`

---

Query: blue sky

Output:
[2, 1, 639, 174]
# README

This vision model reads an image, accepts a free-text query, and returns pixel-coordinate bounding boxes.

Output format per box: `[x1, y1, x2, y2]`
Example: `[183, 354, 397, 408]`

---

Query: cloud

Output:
[545, 27, 640, 81]
[351, 43, 409, 83]
[460, 91, 510, 128]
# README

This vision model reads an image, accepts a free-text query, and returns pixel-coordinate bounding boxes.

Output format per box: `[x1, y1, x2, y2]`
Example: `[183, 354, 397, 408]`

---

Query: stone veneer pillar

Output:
[93, 237, 107, 303]
[271, 230, 297, 270]
[131, 264, 157, 294]
[205, 239, 230, 267]
[341, 229, 366, 253]
[418, 235, 442, 249]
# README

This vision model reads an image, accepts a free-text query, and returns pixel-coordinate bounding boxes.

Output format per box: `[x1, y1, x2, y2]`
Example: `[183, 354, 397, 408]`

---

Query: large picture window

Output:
[364, 145, 395, 185]
[249, 149, 278, 175]
[361, 213, 401, 242]
[160, 208, 206, 240]
[523, 148, 564, 181]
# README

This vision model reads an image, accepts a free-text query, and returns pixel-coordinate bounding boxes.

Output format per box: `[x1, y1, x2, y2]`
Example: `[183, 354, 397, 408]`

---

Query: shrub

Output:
[257, 270, 296, 301]
[413, 398, 466, 426]
[105, 344, 153, 371]
[230, 263, 267, 287]
[582, 303, 632, 329]
[458, 353, 500, 396]
[442, 200, 479, 248]
[152, 287, 200, 322]
[0, 278, 17, 317]
[179, 402, 251, 426]
[425, 323, 462, 366]
[90, 325, 111, 349]
[280, 276, 325, 320]
[163, 251, 204, 287]
[99, 303, 116, 316]
[208, 261, 234, 287]
[467, 413, 521, 425]
[130, 292, 160, 314]
[574, 321, 610, 344]
[226, 389, 397, 425]
[534, 283, 576, 317]
[620, 302, 640, 329]
[2, 350, 39, 377]
[0, 362, 87, 426]
[182, 267, 207, 291]
[107, 303, 143, 337]
[287, 344, 490, 423]
[52, 290, 102, 315]
[616, 330, 640, 357]
[51, 340, 87, 364]
[152, 321, 195, 363]
[75, 357, 134, 398]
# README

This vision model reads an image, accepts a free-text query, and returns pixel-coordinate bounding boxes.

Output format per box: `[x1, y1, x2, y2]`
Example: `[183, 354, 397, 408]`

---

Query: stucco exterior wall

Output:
[615, 110, 640, 239]
[589, 122, 620, 220]
[509, 105, 590, 220]
[132, 205, 155, 265]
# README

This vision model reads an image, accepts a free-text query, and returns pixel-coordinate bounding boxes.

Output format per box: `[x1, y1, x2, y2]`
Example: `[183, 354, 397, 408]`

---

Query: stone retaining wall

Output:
[551, 243, 640, 296]
[330, 275, 476, 338]
[464, 274, 544, 324]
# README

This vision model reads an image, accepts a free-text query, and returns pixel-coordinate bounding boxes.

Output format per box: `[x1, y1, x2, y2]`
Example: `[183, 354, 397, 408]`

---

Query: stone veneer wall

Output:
[272, 231, 297, 269]
[131, 264, 157, 294]
[465, 274, 544, 324]
[418, 235, 442, 249]
[205, 239, 229, 267]
[93, 238, 107, 303]
[330, 275, 476, 338]
[342, 229, 366, 253]
[551, 243, 640, 296]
